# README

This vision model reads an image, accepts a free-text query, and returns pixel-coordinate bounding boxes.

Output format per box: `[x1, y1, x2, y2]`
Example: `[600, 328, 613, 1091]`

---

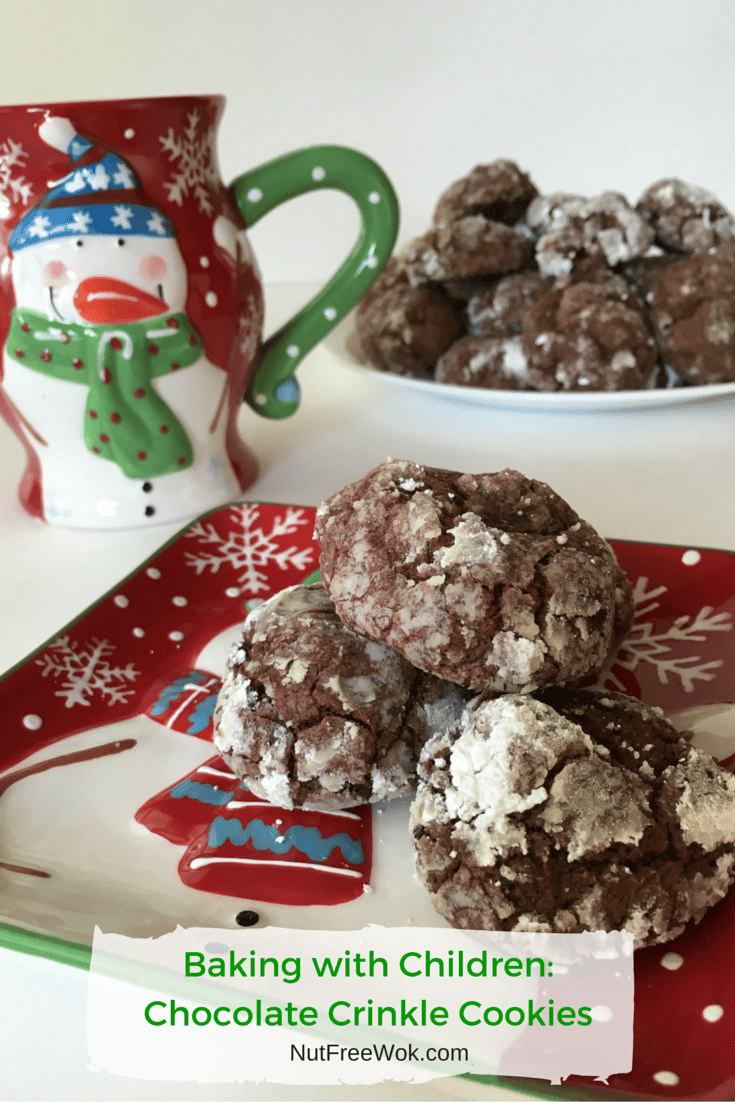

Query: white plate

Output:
[322, 316, 735, 412]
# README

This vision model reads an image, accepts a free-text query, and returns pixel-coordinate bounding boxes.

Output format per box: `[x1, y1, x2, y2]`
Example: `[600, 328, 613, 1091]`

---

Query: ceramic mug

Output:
[0, 95, 398, 528]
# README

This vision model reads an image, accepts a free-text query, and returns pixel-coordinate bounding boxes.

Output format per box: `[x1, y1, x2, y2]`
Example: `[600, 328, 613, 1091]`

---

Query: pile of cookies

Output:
[213, 460, 735, 945]
[355, 162, 735, 391]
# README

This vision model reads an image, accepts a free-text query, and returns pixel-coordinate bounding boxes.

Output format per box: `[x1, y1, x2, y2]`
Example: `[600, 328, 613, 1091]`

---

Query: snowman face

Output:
[11, 234, 189, 324]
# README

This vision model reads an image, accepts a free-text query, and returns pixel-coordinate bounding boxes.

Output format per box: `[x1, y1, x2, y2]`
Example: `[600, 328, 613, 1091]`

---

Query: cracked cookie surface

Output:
[213, 582, 465, 810]
[315, 459, 631, 692]
[410, 689, 735, 946]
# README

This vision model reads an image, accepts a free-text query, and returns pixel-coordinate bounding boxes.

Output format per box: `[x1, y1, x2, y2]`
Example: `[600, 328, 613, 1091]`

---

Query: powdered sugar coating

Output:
[534, 192, 654, 278]
[636, 178, 735, 253]
[435, 335, 532, 390]
[525, 192, 585, 234]
[402, 218, 533, 286]
[411, 690, 735, 946]
[467, 271, 553, 337]
[213, 583, 466, 810]
[315, 460, 631, 692]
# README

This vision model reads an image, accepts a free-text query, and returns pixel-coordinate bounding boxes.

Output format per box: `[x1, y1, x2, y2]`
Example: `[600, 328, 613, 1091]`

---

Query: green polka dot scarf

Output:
[8, 308, 205, 478]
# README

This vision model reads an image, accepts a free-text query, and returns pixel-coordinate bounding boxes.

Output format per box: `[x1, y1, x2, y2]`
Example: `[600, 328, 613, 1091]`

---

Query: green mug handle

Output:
[230, 145, 399, 419]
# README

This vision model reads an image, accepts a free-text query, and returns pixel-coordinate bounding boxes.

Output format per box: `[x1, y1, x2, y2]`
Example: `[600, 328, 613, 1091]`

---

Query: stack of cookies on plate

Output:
[355, 162, 735, 391]
[213, 459, 735, 946]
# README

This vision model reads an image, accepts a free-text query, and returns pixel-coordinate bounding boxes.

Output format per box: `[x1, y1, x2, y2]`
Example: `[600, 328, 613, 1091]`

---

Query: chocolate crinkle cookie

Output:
[354, 256, 462, 377]
[435, 335, 531, 390]
[467, 271, 554, 336]
[522, 270, 659, 391]
[534, 192, 655, 278]
[213, 583, 466, 811]
[636, 178, 735, 253]
[432, 161, 539, 227]
[433, 271, 554, 391]
[647, 245, 735, 385]
[315, 460, 632, 693]
[402, 219, 534, 287]
[410, 689, 735, 946]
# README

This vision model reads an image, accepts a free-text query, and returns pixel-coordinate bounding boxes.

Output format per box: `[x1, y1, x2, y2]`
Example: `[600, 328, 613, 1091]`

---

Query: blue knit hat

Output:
[9, 128, 176, 251]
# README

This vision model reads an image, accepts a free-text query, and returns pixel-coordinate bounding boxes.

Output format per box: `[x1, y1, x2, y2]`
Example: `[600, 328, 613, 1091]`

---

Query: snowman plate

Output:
[1, 503, 735, 1101]
[322, 315, 735, 413]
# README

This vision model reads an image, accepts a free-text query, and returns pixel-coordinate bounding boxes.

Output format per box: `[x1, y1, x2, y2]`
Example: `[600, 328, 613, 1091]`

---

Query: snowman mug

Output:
[0, 95, 399, 528]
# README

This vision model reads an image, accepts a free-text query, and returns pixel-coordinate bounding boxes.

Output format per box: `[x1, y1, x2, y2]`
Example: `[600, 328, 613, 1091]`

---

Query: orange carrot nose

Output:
[74, 277, 168, 323]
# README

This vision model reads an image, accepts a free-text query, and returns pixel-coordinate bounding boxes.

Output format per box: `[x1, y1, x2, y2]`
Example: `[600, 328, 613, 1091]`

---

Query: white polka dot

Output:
[124, 128, 135, 139]
[169, 630, 184, 642]
[590, 1005, 614, 1022]
[146, 567, 161, 579]
[311, 166, 325, 181]
[703, 1003, 724, 1022]
[172, 596, 188, 607]
[225, 587, 241, 598]
[22, 714, 42, 730]
[368, 191, 381, 204]
[653, 1071, 679, 1086]
[254, 393, 267, 406]
[682, 549, 701, 566]
[660, 952, 684, 970]
[286, 344, 299, 357]
[205, 291, 218, 307]
[247, 187, 263, 202]
[132, 627, 145, 638]
[113, 594, 129, 608]
[323, 307, 337, 320]
[199, 256, 210, 268]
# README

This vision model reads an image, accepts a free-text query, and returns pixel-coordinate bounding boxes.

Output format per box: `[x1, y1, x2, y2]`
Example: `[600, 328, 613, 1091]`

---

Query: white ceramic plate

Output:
[322, 316, 735, 412]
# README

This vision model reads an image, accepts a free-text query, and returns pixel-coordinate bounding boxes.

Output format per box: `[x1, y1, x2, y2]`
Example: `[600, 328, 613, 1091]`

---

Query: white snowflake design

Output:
[0, 138, 32, 221]
[183, 504, 315, 594]
[603, 576, 733, 694]
[36, 636, 140, 709]
[159, 110, 219, 216]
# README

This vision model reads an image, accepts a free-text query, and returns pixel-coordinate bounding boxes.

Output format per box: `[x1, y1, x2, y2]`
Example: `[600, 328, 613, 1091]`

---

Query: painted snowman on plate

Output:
[1, 117, 244, 527]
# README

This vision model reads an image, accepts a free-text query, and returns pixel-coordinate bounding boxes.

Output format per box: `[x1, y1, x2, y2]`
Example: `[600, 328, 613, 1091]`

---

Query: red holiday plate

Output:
[0, 503, 734, 1101]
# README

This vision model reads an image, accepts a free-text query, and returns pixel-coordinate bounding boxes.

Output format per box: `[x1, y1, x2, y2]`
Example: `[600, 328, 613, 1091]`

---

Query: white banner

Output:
[87, 925, 633, 1086]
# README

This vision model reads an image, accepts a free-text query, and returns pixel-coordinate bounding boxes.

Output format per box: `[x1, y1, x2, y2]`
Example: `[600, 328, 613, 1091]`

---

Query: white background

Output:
[1, 3, 734, 1101]
[0, 0, 732, 285]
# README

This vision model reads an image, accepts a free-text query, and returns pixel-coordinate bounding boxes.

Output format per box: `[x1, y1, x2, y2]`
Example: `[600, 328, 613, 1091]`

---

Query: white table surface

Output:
[2, 283, 734, 1102]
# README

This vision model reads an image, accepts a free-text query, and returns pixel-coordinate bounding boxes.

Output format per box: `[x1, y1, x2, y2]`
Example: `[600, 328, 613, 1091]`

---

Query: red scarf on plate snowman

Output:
[5, 118, 202, 479]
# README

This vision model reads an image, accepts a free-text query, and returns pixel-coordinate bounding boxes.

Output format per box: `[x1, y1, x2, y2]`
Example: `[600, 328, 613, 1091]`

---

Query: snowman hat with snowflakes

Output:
[9, 115, 176, 252]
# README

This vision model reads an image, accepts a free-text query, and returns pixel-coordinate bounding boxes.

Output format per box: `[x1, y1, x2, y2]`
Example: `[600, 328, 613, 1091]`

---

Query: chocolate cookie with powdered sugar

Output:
[410, 689, 735, 946]
[315, 460, 632, 693]
[213, 583, 466, 811]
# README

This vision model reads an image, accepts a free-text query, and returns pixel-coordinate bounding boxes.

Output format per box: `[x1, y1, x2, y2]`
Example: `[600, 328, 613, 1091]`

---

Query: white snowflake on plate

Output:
[604, 576, 733, 693]
[183, 504, 315, 594]
[159, 110, 218, 215]
[36, 636, 140, 709]
[0, 138, 32, 220]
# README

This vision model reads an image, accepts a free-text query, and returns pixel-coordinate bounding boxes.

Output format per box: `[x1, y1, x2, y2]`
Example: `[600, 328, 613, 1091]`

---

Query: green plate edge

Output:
[0, 918, 92, 970]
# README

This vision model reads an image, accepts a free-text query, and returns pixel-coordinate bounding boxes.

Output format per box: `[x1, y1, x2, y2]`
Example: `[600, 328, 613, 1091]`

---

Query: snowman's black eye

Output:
[75, 239, 84, 247]
[117, 238, 125, 246]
